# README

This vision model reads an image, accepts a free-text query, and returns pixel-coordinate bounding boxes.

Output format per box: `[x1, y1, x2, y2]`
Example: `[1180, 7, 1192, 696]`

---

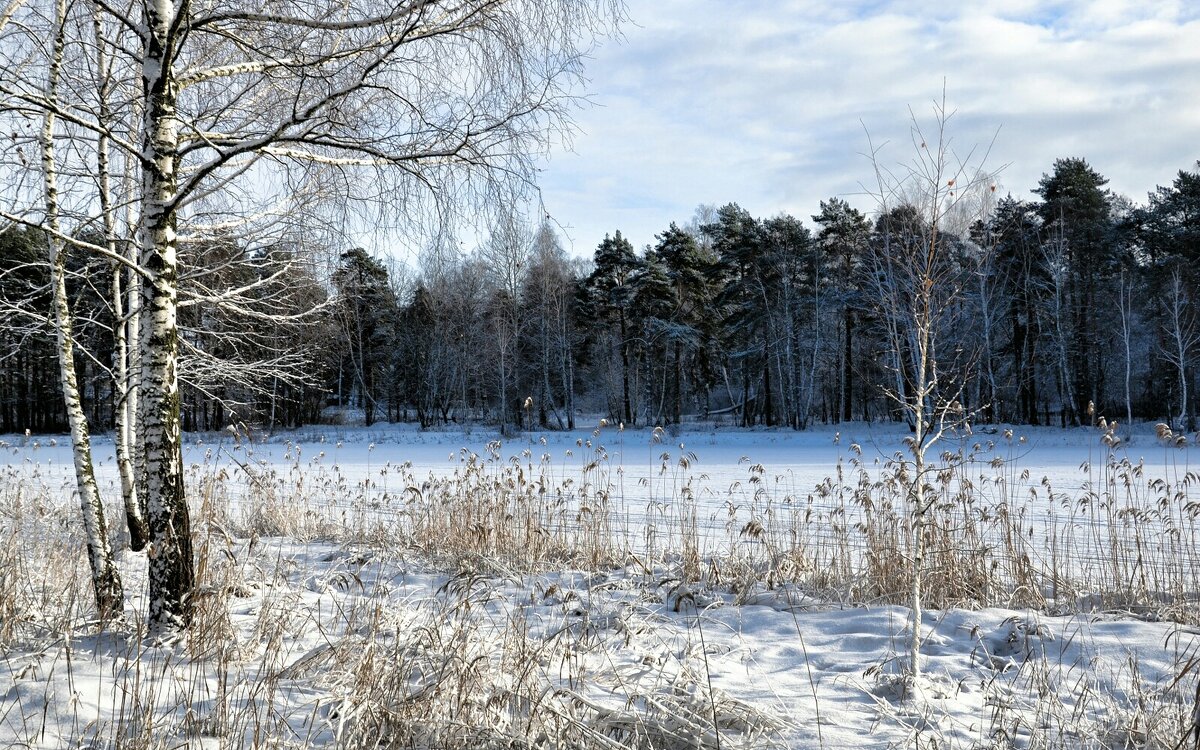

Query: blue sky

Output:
[535, 0, 1200, 256]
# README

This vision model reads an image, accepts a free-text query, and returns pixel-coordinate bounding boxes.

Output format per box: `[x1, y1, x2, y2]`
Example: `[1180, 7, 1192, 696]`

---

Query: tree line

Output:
[332, 156, 1200, 433]
[6, 156, 1198, 438]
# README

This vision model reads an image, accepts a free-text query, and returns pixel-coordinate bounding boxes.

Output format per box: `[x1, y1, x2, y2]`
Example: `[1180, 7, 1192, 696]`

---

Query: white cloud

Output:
[537, 0, 1200, 255]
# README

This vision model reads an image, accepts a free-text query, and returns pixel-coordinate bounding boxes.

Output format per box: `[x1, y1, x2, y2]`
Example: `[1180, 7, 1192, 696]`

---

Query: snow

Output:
[1, 422, 1198, 748]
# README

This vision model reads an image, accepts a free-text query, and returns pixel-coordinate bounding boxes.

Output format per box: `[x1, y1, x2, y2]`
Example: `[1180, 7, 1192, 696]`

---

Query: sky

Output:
[535, 0, 1200, 257]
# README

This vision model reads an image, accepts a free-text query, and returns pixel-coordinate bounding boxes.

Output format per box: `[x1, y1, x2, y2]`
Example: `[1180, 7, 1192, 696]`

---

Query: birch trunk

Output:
[44, 0, 124, 618]
[141, 0, 194, 628]
[51, 247, 126, 618]
[1168, 271, 1191, 432]
[561, 312, 575, 430]
[907, 286, 931, 686]
[112, 260, 148, 549]
[1119, 272, 1133, 430]
[93, 5, 148, 550]
[801, 269, 822, 430]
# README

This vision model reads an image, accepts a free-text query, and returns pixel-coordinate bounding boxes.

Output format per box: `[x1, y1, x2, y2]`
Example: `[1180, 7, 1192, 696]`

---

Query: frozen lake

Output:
[7, 421, 1200, 592]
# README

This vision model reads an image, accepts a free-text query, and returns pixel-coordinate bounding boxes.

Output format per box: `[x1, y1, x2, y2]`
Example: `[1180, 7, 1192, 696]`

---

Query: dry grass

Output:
[1, 425, 1198, 748]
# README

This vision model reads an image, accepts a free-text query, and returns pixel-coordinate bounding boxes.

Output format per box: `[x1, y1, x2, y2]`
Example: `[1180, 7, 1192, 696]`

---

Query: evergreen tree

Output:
[704, 204, 770, 425]
[582, 231, 642, 424]
[631, 244, 674, 423]
[986, 196, 1046, 423]
[0, 227, 60, 432]
[1034, 157, 1117, 423]
[520, 222, 579, 429]
[761, 213, 817, 428]
[645, 223, 720, 423]
[1142, 164, 1200, 428]
[813, 198, 871, 422]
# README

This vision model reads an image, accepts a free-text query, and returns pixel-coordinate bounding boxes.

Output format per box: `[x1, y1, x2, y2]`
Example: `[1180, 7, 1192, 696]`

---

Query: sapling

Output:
[861, 89, 997, 685]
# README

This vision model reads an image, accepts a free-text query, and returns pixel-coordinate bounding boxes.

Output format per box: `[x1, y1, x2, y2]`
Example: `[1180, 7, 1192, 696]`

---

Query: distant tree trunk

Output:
[761, 338, 774, 426]
[1013, 314, 1030, 423]
[498, 331, 509, 432]
[1164, 268, 1197, 431]
[842, 310, 854, 422]
[740, 365, 750, 427]
[559, 327, 575, 430]
[619, 311, 631, 425]
[1118, 272, 1134, 430]
[782, 305, 798, 428]
[978, 274, 1000, 423]
[1047, 243, 1078, 426]
[673, 341, 683, 424]
[565, 348, 576, 430]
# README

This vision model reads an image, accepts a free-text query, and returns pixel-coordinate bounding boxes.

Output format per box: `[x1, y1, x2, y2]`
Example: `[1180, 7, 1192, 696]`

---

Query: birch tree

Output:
[0, 0, 129, 616]
[41, 0, 125, 617]
[479, 211, 531, 432]
[1161, 266, 1199, 431]
[1041, 228, 1078, 427]
[1117, 269, 1135, 431]
[812, 198, 871, 423]
[862, 94, 995, 686]
[1034, 158, 1116, 423]
[521, 221, 576, 429]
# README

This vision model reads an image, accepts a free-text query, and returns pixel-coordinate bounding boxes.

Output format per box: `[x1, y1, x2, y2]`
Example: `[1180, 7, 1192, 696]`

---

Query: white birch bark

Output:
[92, 4, 148, 550]
[43, 0, 124, 618]
[140, 0, 193, 628]
[1164, 269, 1198, 432]
[1046, 240, 1078, 426]
[1, 0, 617, 629]
[1119, 271, 1134, 430]
[863, 93, 995, 688]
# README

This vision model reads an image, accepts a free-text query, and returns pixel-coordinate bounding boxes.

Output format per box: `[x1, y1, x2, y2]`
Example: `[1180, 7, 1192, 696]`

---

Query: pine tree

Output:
[813, 198, 871, 423]
[583, 232, 642, 424]
[1034, 158, 1117, 424]
[646, 223, 720, 423]
[704, 204, 770, 425]
[986, 196, 1045, 424]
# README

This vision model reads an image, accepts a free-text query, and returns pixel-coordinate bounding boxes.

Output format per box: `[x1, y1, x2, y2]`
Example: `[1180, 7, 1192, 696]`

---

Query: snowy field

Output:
[2, 422, 1199, 748]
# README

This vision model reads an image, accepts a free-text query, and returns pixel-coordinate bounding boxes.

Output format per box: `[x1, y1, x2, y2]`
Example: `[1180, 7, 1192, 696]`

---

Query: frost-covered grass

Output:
[1, 422, 1199, 748]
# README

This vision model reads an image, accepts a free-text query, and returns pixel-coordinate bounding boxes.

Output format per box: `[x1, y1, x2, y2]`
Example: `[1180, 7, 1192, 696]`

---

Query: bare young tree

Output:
[973, 234, 1007, 422]
[1041, 227, 1079, 427]
[862, 93, 995, 686]
[479, 210, 531, 432]
[1161, 265, 1199, 431]
[0, 0, 130, 616]
[1117, 269, 1136, 432]
[522, 220, 575, 429]
[86, 1, 150, 550]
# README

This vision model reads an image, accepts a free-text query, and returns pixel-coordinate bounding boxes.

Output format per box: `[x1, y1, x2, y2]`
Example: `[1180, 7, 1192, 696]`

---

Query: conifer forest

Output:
[3, 158, 1198, 435]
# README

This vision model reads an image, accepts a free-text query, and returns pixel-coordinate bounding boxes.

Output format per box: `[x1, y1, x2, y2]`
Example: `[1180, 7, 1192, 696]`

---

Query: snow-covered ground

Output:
[1, 422, 1198, 748]
[4, 537, 1196, 748]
